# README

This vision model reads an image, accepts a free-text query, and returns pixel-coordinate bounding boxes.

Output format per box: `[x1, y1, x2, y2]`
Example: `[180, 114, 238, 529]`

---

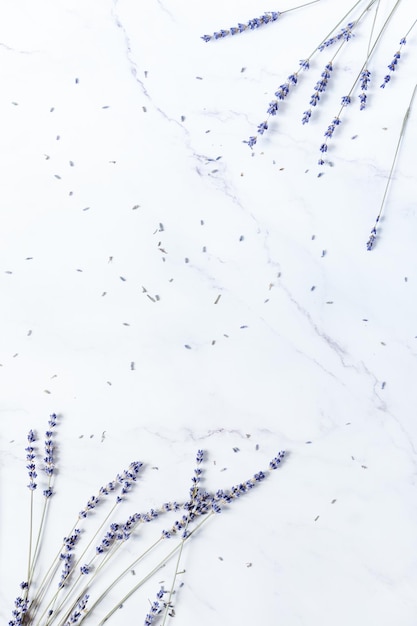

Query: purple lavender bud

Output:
[320, 143, 328, 153]
[267, 100, 279, 116]
[64, 594, 89, 625]
[314, 79, 327, 93]
[201, 34, 211, 42]
[341, 95, 351, 106]
[288, 73, 298, 85]
[360, 69, 371, 90]
[358, 93, 367, 110]
[48, 413, 57, 427]
[302, 109, 311, 124]
[380, 75, 391, 88]
[310, 92, 320, 106]
[388, 51, 401, 71]
[257, 121, 268, 135]
[318, 158, 325, 165]
[196, 449, 204, 464]
[366, 228, 377, 250]
[27, 430, 36, 443]
[269, 451, 285, 469]
[299, 59, 310, 70]
[275, 83, 289, 100]
[324, 124, 335, 138]
[43, 488, 53, 498]
[244, 136, 257, 149]
[400, 37, 406, 45]
[80, 564, 90, 575]
[321, 62, 333, 79]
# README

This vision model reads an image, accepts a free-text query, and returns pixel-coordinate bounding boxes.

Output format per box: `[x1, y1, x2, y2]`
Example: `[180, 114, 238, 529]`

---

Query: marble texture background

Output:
[1, 1, 417, 624]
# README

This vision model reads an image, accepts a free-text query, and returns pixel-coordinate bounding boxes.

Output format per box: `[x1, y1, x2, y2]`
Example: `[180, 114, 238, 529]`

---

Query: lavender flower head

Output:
[318, 21, 355, 51]
[366, 227, 377, 251]
[26, 430, 37, 491]
[201, 12, 280, 42]
[381, 34, 409, 88]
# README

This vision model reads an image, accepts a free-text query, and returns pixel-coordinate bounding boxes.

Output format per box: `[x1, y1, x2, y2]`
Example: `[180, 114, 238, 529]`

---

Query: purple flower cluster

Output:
[144, 588, 165, 626]
[366, 227, 377, 251]
[26, 430, 37, 491]
[201, 12, 280, 42]
[244, 73, 299, 148]
[318, 21, 355, 51]
[161, 450, 287, 539]
[307, 61, 333, 113]
[43, 428, 55, 478]
[59, 529, 81, 588]
[9, 596, 29, 626]
[63, 593, 89, 625]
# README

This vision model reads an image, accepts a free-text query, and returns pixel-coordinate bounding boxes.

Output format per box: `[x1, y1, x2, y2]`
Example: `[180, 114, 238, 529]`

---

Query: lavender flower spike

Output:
[379, 22, 417, 89]
[201, 12, 280, 42]
[318, 21, 355, 50]
[366, 228, 377, 251]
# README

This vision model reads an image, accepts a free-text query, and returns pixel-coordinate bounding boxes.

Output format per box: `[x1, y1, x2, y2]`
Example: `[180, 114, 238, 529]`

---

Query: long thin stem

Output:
[367, 83, 417, 249]
[366, 0, 380, 58]
[27, 490, 35, 593]
[281, 0, 321, 14]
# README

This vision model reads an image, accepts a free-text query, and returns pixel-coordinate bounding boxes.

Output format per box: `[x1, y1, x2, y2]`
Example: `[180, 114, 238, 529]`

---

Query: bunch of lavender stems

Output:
[81, 451, 286, 625]
[244, 0, 378, 148]
[366, 83, 417, 250]
[9, 417, 286, 626]
[317, 0, 403, 162]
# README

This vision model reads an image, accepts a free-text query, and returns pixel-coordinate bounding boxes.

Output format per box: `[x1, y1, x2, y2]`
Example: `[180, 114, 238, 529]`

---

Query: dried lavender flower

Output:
[201, 11, 281, 42]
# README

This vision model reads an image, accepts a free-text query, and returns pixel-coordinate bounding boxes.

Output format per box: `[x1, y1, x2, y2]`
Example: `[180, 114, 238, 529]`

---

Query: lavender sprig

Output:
[317, 21, 355, 50]
[366, 83, 417, 250]
[200, 1, 319, 42]
[144, 588, 165, 626]
[380, 19, 417, 88]
[201, 11, 280, 42]
[357, 0, 380, 110]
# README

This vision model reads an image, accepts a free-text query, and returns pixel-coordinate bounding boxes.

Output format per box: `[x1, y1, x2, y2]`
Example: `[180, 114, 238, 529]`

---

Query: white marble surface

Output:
[1, 0, 417, 624]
